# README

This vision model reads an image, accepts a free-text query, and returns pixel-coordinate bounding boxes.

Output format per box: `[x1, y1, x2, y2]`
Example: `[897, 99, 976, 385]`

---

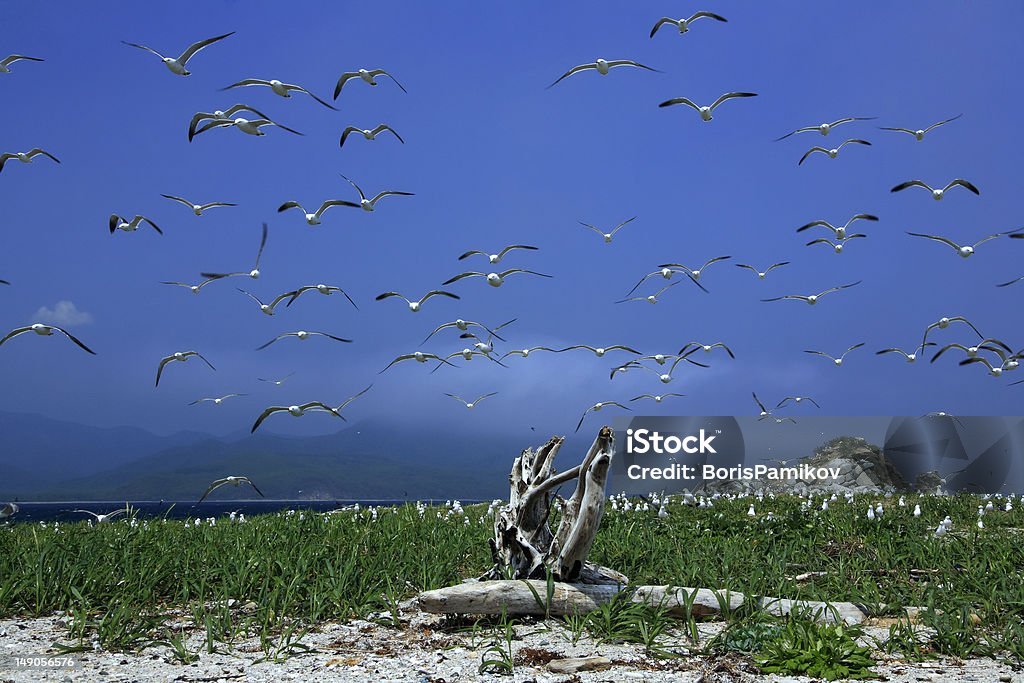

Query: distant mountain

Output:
[0, 412, 556, 501]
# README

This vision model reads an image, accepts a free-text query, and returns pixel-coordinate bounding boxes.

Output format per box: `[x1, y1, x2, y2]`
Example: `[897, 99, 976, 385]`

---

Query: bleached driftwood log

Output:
[484, 426, 625, 584]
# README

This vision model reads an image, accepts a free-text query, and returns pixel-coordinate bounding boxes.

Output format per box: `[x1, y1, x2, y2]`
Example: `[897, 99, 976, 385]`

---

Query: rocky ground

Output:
[1, 606, 1021, 683]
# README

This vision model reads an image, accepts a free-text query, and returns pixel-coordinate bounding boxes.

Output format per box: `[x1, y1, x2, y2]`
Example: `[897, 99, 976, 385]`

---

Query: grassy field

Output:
[1, 493, 1022, 676]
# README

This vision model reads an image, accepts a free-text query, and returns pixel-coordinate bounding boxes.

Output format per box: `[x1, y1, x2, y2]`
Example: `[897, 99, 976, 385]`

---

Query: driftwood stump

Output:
[484, 426, 626, 585]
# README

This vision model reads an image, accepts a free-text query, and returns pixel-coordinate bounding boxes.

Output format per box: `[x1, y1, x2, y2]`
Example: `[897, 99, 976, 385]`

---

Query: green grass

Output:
[0, 493, 1022, 667]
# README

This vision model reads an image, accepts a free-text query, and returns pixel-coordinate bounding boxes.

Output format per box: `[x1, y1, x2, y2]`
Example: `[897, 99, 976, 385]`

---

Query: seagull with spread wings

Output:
[109, 214, 162, 235]
[458, 244, 538, 264]
[221, 77, 337, 109]
[776, 396, 821, 409]
[256, 330, 352, 350]
[796, 214, 878, 240]
[658, 92, 757, 121]
[380, 351, 458, 373]
[650, 11, 727, 37]
[192, 114, 302, 139]
[806, 234, 867, 254]
[155, 351, 215, 387]
[616, 281, 681, 304]
[625, 267, 708, 296]
[376, 290, 459, 312]
[277, 198, 361, 226]
[576, 401, 631, 432]
[443, 268, 552, 288]
[340, 124, 404, 148]
[238, 288, 301, 316]
[0, 148, 60, 174]
[285, 284, 358, 309]
[878, 114, 962, 141]
[548, 59, 659, 88]
[187, 104, 275, 141]
[421, 319, 508, 345]
[656, 256, 731, 282]
[798, 139, 871, 165]
[250, 402, 342, 433]
[161, 277, 221, 295]
[445, 392, 498, 409]
[202, 223, 268, 281]
[906, 229, 1021, 258]
[891, 178, 980, 200]
[774, 116, 876, 141]
[197, 476, 264, 504]
[762, 280, 862, 305]
[334, 68, 407, 99]
[735, 261, 790, 280]
[161, 194, 237, 216]
[340, 174, 414, 212]
[804, 342, 865, 367]
[921, 316, 983, 350]
[579, 216, 637, 243]
[1, 323, 95, 354]
[0, 54, 43, 73]
[190, 394, 246, 406]
[122, 32, 234, 76]
[876, 342, 936, 363]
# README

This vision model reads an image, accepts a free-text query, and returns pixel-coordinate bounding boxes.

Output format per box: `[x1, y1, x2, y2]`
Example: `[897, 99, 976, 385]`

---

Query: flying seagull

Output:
[611, 354, 707, 384]
[921, 316, 983, 350]
[890, 179, 979, 200]
[445, 392, 499, 409]
[285, 284, 358, 309]
[443, 268, 552, 288]
[878, 114, 962, 141]
[333, 68, 407, 100]
[762, 280, 862, 305]
[931, 339, 1011, 364]
[220, 77, 337, 109]
[190, 394, 246, 406]
[71, 508, 127, 524]
[561, 344, 641, 358]
[630, 393, 685, 403]
[191, 115, 302, 139]
[238, 288, 300, 316]
[421, 319, 509, 345]
[458, 244, 538, 264]
[548, 59, 659, 88]
[380, 351, 458, 373]
[776, 396, 820, 409]
[202, 223, 268, 281]
[735, 261, 790, 280]
[277, 199, 360, 225]
[805, 234, 867, 254]
[187, 104, 274, 141]
[109, 214, 162, 235]
[804, 342, 865, 366]
[340, 124, 404, 148]
[774, 117, 876, 141]
[625, 267, 708, 296]
[798, 139, 871, 165]
[657, 256, 731, 282]
[0, 149, 60, 174]
[658, 92, 757, 121]
[576, 401, 631, 432]
[906, 229, 1021, 258]
[579, 216, 637, 243]
[959, 356, 1010, 378]
[257, 372, 294, 386]
[161, 194, 237, 216]
[500, 346, 561, 360]
[752, 392, 773, 419]
[161, 276, 221, 295]
[796, 214, 878, 240]
[251, 402, 342, 433]
[616, 280, 681, 304]
[376, 290, 459, 312]
[197, 476, 264, 504]
[122, 32, 235, 76]
[438, 348, 507, 371]
[0, 279, 9, 286]
[0, 54, 43, 73]
[0, 323, 95, 354]
[876, 342, 936, 363]
[330, 385, 373, 419]
[340, 174, 414, 212]
[650, 12, 727, 37]
[256, 330, 352, 350]
[679, 341, 735, 359]
[997, 275, 1024, 288]
[155, 351, 215, 387]
[457, 320, 516, 355]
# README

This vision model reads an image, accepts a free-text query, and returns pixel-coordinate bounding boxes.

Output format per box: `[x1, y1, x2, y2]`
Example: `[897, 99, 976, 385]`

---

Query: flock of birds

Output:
[2, 11, 1023, 507]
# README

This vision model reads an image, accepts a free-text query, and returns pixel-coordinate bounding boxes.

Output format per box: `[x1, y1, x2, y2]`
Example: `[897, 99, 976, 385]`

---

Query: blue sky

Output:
[1, 1, 1022, 441]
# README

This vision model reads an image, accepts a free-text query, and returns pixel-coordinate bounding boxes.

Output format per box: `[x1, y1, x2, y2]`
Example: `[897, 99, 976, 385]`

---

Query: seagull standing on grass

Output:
[197, 476, 264, 504]
[649, 12, 727, 37]
[161, 194, 237, 216]
[0, 149, 60, 174]
[658, 92, 757, 121]
[0, 54, 43, 73]
[122, 32, 235, 76]
[0, 324, 96, 354]
[798, 139, 871, 165]
[202, 223, 268, 281]
[774, 117, 876, 141]
[547, 59, 660, 88]
[220, 77, 337, 109]
[805, 343, 865, 367]
[333, 68, 407, 99]
[155, 351, 215, 387]
[890, 179, 980, 200]
[576, 402, 631, 432]
[340, 124, 404, 148]
[878, 114, 962, 141]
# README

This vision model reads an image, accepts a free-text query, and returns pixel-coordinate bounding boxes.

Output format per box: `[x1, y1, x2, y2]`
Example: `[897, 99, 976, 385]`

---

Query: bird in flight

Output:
[650, 12, 727, 38]
[122, 32, 235, 76]
[762, 281, 862, 305]
[197, 476, 264, 504]
[576, 401, 631, 432]
[905, 229, 1021, 258]
[340, 174, 414, 212]
[376, 290, 459, 312]
[878, 114, 962, 141]
[0, 54, 43, 74]
[458, 244, 539, 265]
[155, 351, 215, 387]
[221, 77, 337, 109]
[876, 342, 936, 363]
[0, 323, 96, 354]
[548, 59, 659, 88]
[110, 214, 162, 235]
[202, 223, 269, 281]
[161, 194, 237, 216]
[804, 342, 865, 367]
[658, 92, 757, 121]
[796, 214, 878, 240]
[190, 394, 247, 406]
[188, 104, 274, 141]
[340, 124, 404, 148]
[256, 330, 352, 350]
[443, 268, 552, 288]
[890, 178, 980, 200]
[774, 116, 876, 141]
[735, 262, 790, 280]
[579, 217, 637, 244]
[0, 148, 60, 174]
[334, 68, 407, 100]
[798, 139, 871, 165]
[445, 392, 499, 409]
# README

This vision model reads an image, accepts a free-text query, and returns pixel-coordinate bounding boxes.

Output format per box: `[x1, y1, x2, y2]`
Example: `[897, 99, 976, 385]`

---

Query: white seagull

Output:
[735, 262, 790, 280]
[798, 139, 871, 165]
[438, 348, 507, 371]
[122, 32, 234, 76]
[774, 117, 876, 141]
[658, 92, 757, 121]
[285, 284, 358, 310]
[878, 114, 962, 141]
[616, 281, 681, 304]
[190, 394, 246, 406]
[109, 214, 162, 235]
[762, 280, 862, 305]
[161, 194, 237, 216]
[187, 104, 274, 141]
[560, 344, 641, 358]
[201, 223, 268, 281]
[238, 288, 300, 316]
[805, 234, 867, 254]
[752, 392, 773, 419]
[72, 508, 127, 524]
[630, 393, 685, 404]
[576, 401, 631, 432]
[776, 396, 820, 409]
[959, 356, 1010, 378]
[679, 342, 735, 359]
[277, 199, 361, 225]
[256, 330, 352, 350]
[221, 77, 337, 109]
[650, 12, 728, 37]
[876, 342, 936, 363]
[906, 229, 1021, 258]
[197, 476, 265, 504]
[921, 316, 983, 350]
[161, 276, 221, 295]
[500, 346, 561, 360]
[443, 268, 552, 288]
[376, 290, 459, 312]
[340, 124, 404, 148]
[330, 384, 373, 419]
[155, 351, 215, 387]
[890, 178, 980, 200]
[796, 214, 878, 240]
[0, 502, 18, 520]
[0, 148, 60, 174]
[625, 267, 708, 296]
[333, 68, 407, 100]
[251, 402, 341, 433]
[579, 216, 637, 243]
[257, 372, 294, 386]
[804, 342, 865, 367]
[340, 174, 414, 212]
[380, 351, 458, 373]
[445, 392, 499, 409]
[458, 244, 539, 264]
[547, 59, 659, 88]
[421, 319, 509, 345]
[0, 54, 43, 73]
[656, 256, 732, 281]
[192, 115, 302, 139]
[0, 323, 96, 354]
